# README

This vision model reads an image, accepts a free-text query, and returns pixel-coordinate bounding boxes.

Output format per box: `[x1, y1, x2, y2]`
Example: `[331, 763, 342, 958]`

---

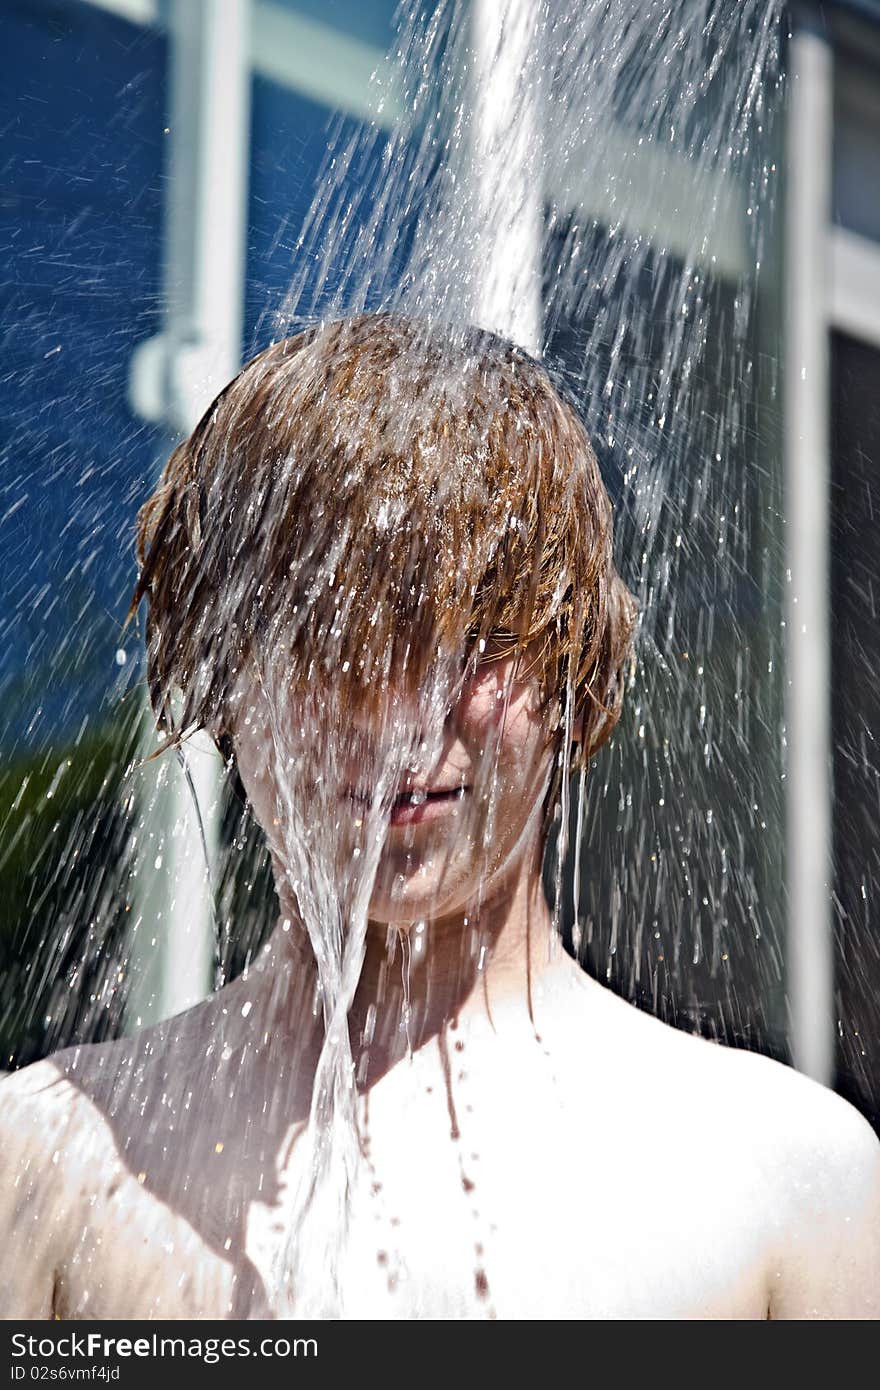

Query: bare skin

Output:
[2, 650, 879, 1320]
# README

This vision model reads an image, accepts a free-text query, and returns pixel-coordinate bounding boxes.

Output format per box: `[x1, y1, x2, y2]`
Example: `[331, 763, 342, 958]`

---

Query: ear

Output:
[213, 728, 249, 807]
[214, 728, 235, 763]
[555, 703, 586, 742]
[201, 710, 227, 751]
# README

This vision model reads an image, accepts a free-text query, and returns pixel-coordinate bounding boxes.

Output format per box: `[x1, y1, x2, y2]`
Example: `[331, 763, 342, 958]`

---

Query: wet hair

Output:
[129, 311, 636, 843]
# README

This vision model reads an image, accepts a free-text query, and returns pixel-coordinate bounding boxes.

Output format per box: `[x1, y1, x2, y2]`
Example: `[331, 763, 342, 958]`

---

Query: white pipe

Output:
[164, 0, 251, 432]
[783, 18, 834, 1085]
[129, 0, 252, 1025]
[470, 0, 543, 354]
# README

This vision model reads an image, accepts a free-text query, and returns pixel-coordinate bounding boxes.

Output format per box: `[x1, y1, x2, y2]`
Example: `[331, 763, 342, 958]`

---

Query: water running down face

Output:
[131, 312, 634, 979]
[230, 633, 580, 932]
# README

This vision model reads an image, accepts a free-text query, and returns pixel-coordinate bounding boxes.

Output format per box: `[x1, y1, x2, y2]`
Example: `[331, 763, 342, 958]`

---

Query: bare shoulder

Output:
[0, 1057, 67, 1181]
[0, 1051, 100, 1167]
[0, 1002, 225, 1320]
[575, 981, 880, 1317]
[599, 981, 877, 1174]
[716, 1042, 879, 1183]
[712, 1044, 880, 1318]
[0, 1055, 97, 1318]
[0, 1041, 135, 1197]
[660, 1010, 877, 1190]
[719, 1052, 880, 1318]
[582, 975, 863, 1116]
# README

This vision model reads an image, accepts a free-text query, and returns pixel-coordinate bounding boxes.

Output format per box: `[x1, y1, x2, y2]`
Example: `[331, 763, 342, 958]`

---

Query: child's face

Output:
[364, 640, 558, 924]
[229, 637, 561, 928]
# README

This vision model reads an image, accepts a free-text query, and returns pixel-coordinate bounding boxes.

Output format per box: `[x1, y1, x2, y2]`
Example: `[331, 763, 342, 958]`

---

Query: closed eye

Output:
[459, 630, 522, 681]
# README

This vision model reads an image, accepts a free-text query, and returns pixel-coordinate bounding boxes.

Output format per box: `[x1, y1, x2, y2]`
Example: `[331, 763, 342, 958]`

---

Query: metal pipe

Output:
[128, 0, 252, 1025]
[470, 0, 543, 354]
[783, 15, 835, 1084]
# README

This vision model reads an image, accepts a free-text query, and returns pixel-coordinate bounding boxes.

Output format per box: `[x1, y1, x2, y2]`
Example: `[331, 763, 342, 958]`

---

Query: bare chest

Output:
[55, 1077, 771, 1321]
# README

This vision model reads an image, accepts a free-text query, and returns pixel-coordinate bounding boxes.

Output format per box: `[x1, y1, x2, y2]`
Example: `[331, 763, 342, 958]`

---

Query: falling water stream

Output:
[0, 0, 796, 1320]
[247, 0, 784, 1314]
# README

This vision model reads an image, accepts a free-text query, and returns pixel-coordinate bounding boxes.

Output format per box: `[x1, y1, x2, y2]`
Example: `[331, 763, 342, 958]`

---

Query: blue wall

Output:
[0, 0, 400, 754]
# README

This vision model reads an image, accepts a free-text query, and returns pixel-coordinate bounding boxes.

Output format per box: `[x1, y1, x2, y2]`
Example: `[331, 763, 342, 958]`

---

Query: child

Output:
[1, 313, 878, 1319]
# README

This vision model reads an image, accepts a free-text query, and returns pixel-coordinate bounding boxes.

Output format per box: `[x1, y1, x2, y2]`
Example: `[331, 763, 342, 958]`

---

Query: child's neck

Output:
[269, 834, 563, 1081]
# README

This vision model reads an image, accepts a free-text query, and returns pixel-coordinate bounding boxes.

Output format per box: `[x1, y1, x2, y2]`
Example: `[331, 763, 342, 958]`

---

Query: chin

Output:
[367, 870, 471, 927]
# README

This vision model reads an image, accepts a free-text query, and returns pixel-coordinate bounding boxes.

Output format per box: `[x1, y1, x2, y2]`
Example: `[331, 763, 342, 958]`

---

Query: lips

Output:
[388, 785, 470, 826]
[345, 783, 470, 825]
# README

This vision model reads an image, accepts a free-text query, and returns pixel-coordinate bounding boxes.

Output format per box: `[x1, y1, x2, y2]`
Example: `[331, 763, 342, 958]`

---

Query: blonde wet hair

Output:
[130, 311, 636, 842]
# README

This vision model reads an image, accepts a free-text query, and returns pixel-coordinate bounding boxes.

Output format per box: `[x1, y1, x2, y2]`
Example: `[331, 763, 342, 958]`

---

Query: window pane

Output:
[833, 52, 880, 244]
[830, 330, 880, 1128]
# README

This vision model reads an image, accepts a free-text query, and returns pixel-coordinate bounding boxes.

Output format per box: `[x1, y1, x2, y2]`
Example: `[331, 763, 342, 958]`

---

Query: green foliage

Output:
[0, 715, 140, 1065]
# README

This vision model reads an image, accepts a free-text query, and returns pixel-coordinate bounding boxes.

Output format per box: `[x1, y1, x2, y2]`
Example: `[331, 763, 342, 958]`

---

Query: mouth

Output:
[388, 785, 470, 826]
[345, 784, 471, 826]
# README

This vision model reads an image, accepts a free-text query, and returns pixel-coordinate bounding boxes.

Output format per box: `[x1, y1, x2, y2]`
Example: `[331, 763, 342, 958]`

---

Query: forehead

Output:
[184, 320, 589, 737]
[230, 640, 554, 811]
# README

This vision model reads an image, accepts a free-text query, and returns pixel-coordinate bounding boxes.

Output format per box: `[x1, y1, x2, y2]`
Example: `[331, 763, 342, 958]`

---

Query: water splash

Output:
[0, 0, 798, 1319]
[250, 0, 785, 1310]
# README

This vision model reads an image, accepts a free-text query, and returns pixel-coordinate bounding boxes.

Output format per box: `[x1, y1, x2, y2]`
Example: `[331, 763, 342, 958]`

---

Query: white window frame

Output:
[785, 4, 880, 1084]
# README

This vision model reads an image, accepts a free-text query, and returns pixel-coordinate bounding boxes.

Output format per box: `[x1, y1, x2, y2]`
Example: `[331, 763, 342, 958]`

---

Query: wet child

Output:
[2, 313, 878, 1318]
